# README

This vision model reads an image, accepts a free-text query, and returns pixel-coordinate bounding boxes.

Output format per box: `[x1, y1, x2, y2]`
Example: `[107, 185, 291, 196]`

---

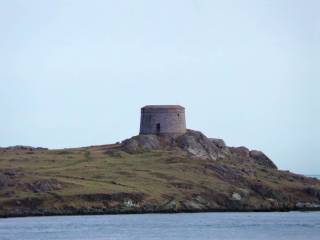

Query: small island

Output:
[0, 105, 319, 218]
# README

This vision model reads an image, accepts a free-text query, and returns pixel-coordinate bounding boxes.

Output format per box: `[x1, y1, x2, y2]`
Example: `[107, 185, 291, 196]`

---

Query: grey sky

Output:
[1, 0, 319, 174]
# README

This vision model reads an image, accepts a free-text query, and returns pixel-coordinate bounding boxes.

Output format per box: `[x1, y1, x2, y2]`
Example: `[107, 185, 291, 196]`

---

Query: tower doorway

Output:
[156, 123, 161, 134]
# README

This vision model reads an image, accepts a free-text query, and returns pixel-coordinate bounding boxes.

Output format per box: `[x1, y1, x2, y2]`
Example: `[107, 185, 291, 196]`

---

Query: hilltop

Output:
[0, 130, 320, 217]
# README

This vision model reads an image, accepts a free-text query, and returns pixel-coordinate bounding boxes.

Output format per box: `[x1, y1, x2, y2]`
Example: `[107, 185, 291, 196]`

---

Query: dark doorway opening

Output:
[156, 123, 161, 134]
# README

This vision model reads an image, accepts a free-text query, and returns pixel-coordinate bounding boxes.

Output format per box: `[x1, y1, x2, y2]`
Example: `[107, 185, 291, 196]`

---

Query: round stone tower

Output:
[139, 105, 186, 135]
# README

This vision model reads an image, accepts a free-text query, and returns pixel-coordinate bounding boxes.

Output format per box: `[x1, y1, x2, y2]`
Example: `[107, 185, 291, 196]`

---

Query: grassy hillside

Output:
[1, 135, 320, 217]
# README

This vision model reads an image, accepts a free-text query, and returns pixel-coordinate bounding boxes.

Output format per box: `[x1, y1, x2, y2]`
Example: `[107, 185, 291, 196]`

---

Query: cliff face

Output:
[0, 130, 319, 217]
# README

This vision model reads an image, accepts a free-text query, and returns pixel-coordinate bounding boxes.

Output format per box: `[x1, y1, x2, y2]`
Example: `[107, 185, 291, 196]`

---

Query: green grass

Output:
[1, 144, 319, 216]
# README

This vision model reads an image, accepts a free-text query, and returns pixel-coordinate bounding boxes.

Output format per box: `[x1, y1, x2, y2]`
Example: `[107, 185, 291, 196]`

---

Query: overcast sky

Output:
[1, 0, 319, 174]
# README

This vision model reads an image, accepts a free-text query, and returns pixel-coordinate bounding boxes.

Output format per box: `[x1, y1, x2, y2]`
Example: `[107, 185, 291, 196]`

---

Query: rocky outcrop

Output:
[249, 150, 277, 169]
[121, 129, 224, 160]
[229, 146, 250, 158]
[1, 145, 48, 151]
[28, 179, 62, 193]
[210, 138, 226, 148]
[121, 134, 162, 153]
[121, 129, 276, 167]
[295, 202, 320, 210]
[0, 170, 64, 195]
[229, 147, 277, 169]
[176, 130, 220, 160]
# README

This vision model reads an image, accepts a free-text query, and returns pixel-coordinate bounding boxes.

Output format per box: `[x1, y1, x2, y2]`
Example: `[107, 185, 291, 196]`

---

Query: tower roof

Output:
[142, 105, 184, 110]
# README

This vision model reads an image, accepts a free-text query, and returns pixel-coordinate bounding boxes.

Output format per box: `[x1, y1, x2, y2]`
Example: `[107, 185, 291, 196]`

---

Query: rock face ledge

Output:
[0, 129, 319, 218]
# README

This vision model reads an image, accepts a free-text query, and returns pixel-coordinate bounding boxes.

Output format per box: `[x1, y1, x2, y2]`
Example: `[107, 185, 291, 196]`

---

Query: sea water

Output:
[0, 212, 320, 240]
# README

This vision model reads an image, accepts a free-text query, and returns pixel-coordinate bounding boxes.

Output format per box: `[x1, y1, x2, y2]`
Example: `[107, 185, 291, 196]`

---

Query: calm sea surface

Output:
[0, 212, 320, 240]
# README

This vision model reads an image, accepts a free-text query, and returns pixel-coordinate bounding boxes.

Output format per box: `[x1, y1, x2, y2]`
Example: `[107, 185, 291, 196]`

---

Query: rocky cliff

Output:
[0, 130, 319, 217]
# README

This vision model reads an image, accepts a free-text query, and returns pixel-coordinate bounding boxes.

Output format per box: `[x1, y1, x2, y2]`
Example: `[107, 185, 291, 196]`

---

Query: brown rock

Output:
[249, 150, 277, 169]
[229, 146, 250, 158]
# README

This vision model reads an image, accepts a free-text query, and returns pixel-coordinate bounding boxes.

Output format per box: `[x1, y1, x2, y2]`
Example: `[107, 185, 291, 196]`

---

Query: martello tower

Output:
[139, 105, 186, 135]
